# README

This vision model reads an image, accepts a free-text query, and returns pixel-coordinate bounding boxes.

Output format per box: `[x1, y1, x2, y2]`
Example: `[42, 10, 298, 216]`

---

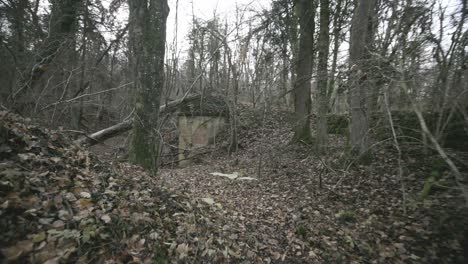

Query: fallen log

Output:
[75, 119, 133, 146]
[76, 94, 200, 146]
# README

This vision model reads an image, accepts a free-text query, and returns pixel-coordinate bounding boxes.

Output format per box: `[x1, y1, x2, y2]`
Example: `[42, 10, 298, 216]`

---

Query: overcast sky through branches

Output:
[165, 0, 271, 53]
[162, 0, 459, 59]
[105, 0, 459, 61]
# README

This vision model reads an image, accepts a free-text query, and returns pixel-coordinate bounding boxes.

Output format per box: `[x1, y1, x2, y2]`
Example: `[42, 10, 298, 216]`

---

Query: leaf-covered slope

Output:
[0, 111, 184, 263]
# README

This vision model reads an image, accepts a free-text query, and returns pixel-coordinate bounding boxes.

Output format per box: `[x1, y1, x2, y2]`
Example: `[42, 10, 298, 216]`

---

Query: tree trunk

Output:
[33, 0, 81, 79]
[316, 0, 331, 153]
[128, 0, 169, 173]
[73, 0, 89, 130]
[292, 0, 315, 144]
[348, 0, 376, 155]
[288, 1, 299, 108]
[11, 0, 81, 103]
[328, 0, 346, 111]
[280, 32, 290, 108]
[76, 94, 200, 146]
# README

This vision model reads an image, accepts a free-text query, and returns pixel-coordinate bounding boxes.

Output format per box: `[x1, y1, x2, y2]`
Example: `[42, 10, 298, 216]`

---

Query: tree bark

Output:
[280, 31, 290, 108]
[288, 1, 299, 106]
[328, 0, 346, 111]
[292, 0, 315, 144]
[348, 0, 376, 155]
[76, 95, 200, 146]
[128, 0, 169, 173]
[72, 0, 89, 130]
[33, 0, 81, 79]
[316, 0, 331, 153]
[11, 0, 81, 102]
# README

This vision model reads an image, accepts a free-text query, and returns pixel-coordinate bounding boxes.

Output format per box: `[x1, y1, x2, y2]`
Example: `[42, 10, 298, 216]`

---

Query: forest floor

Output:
[1, 108, 467, 263]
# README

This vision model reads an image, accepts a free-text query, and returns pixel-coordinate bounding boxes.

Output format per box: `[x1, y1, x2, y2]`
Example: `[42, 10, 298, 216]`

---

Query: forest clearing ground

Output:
[144, 107, 468, 263]
[1, 109, 466, 263]
[82, 108, 468, 263]
[156, 122, 327, 263]
[84, 106, 468, 263]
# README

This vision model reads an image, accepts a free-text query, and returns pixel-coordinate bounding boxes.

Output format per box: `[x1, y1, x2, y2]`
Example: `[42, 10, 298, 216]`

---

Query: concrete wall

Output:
[178, 116, 226, 166]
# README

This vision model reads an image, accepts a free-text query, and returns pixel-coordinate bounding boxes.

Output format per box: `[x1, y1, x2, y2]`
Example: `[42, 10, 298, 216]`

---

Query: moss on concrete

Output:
[178, 96, 229, 117]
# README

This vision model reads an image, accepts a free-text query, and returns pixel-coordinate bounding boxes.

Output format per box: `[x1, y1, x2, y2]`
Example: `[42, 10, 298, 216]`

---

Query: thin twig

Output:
[41, 82, 133, 111]
[384, 85, 407, 215]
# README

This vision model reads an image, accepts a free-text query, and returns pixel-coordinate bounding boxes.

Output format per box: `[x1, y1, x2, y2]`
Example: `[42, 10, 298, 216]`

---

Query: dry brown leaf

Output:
[101, 214, 112, 223]
[0, 240, 34, 261]
[272, 251, 281, 260]
[33, 232, 47, 243]
[176, 243, 190, 254]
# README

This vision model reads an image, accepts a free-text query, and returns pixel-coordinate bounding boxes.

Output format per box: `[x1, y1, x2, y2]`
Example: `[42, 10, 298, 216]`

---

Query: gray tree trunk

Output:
[316, 0, 331, 153]
[128, 0, 169, 173]
[348, 0, 376, 155]
[76, 95, 200, 146]
[328, 0, 346, 111]
[288, 1, 299, 109]
[12, 0, 81, 103]
[292, 0, 315, 144]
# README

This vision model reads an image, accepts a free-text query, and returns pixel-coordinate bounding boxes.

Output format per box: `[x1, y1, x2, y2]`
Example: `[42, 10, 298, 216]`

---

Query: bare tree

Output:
[128, 0, 169, 173]
[316, 0, 331, 152]
[292, 0, 315, 143]
[348, 0, 376, 155]
[8, 0, 82, 104]
[328, 0, 350, 113]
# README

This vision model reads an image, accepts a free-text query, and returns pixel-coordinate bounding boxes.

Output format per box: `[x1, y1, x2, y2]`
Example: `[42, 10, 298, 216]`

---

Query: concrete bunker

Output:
[177, 96, 229, 166]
